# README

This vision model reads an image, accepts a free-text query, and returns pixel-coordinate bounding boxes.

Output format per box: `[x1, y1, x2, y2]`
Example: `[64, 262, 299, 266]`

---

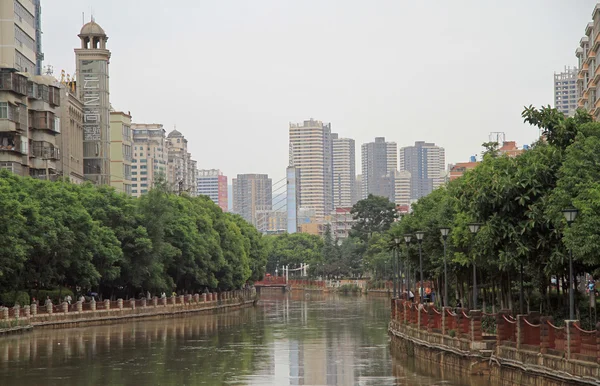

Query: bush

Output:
[0, 291, 30, 307]
[338, 284, 361, 294]
[448, 329, 456, 338]
[34, 288, 74, 304]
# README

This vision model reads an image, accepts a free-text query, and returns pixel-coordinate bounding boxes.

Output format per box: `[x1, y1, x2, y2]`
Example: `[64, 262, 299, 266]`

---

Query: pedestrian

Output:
[147, 291, 151, 300]
[408, 290, 414, 302]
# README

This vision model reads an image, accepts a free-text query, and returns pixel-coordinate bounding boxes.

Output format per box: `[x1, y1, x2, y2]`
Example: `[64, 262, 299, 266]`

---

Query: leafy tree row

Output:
[0, 172, 267, 299]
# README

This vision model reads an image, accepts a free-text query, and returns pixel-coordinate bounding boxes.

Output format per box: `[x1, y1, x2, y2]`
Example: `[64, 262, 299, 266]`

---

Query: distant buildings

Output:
[57, 82, 84, 183]
[393, 170, 412, 207]
[449, 158, 479, 181]
[109, 111, 133, 195]
[361, 137, 396, 202]
[289, 119, 333, 220]
[399, 141, 446, 202]
[329, 207, 355, 240]
[197, 169, 228, 211]
[131, 123, 167, 197]
[232, 173, 272, 231]
[0, 0, 43, 75]
[554, 66, 579, 116]
[166, 129, 197, 196]
[576, 6, 600, 120]
[332, 134, 356, 208]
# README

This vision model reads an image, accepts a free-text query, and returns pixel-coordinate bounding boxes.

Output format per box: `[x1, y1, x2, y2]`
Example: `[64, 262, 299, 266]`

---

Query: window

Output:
[141, 189, 148, 194]
[140, 171, 147, 175]
[141, 183, 148, 187]
[132, 190, 138, 194]
[132, 183, 138, 187]
[0, 102, 7, 119]
[141, 159, 147, 163]
[140, 165, 147, 169]
[132, 165, 137, 169]
[141, 178, 147, 181]
[132, 177, 137, 181]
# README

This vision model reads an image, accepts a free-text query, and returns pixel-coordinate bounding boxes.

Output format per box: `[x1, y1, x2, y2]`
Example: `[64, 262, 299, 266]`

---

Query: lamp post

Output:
[562, 207, 579, 320]
[404, 234, 412, 300]
[395, 237, 401, 295]
[440, 227, 450, 307]
[391, 240, 397, 298]
[415, 231, 425, 303]
[468, 223, 482, 310]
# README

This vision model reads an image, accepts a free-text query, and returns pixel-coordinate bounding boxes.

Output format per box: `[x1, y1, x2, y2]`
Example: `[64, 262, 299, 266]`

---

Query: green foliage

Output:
[0, 291, 30, 307]
[35, 288, 74, 305]
[338, 284, 361, 294]
[351, 194, 398, 241]
[0, 171, 268, 297]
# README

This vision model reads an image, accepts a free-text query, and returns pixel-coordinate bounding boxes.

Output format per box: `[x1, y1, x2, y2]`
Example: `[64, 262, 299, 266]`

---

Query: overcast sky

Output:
[43, 0, 598, 184]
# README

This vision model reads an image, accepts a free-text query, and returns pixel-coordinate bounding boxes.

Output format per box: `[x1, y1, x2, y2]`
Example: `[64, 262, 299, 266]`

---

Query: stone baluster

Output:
[30, 303, 37, 317]
[152, 297, 158, 307]
[129, 299, 136, 310]
[161, 297, 167, 306]
[47, 300, 53, 315]
[104, 299, 110, 310]
[76, 300, 82, 312]
[202, 293, 207, 302]
[171, 296, 176, 305]
[179, 295, 185, 305]
[565, 320, 580, 360]
[23, 306, 30, 318]
[90, 299, 96, 311]
[1, 307, 8, 320]
[62, 302, 69, 314]
[117, 298, 123, 310]
[469, 310, 483, 342]
[13, 305, 20, 319]
[141, 298, 147, 308]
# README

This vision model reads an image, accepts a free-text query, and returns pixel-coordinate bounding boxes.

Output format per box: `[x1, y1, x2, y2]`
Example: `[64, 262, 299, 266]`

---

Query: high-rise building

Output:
[399, 141, 446, 201]
[332, 134, 356, 208]
[57, 81, 84, 184]
[354, 174, 363, 204]
[131, 123, 167, 197]
[109, 111, 133, 195]
[361, 137, 396, 201]
[554, 66, 579, 116]
[576, 6, 600, 120]
[286, 166, 300, 233]
[329, 207, 355, 240]
[166, 129, 197, 196]
[0, 69, 61, 178]
[197, 169, 228, 211]
[0, 0, 43, 75]
[75, 20, 111, 185]
[232, 174, 272, 231]
[393, 170, 412, 207]
[289, 119, 333, 219]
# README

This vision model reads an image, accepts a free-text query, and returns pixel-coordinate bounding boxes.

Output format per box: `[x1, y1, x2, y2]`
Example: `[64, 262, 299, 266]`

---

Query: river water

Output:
[0, 292, 484, 385]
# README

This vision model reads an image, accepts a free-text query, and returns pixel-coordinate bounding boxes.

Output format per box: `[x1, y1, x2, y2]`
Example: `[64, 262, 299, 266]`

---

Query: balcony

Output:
[0, 71, 28, 96]
[31, 141, 60, 160]
[30, 111, 59, 133]
[0, 133, 26, 154]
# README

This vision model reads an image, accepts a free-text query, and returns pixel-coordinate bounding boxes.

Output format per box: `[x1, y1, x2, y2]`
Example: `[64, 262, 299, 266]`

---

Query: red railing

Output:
[502, 314, 517, 342]
[522, 317, 541, 347]
[574, 323, 597, 357]
[430, 307, 442, 330]
[256, 276, 287, 286]
[445, 308, 456, 332]
[547, 321, 565, 352]
[459, 310, 471, 335]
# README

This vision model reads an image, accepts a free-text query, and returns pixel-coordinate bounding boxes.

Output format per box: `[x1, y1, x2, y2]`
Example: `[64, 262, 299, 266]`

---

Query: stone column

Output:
[515, 314, 525, 350]
[104, 299, 110, 310]
[62, 302, 69, 314]
[130, 299, 136, 310]
[565, 320, 580, 360]
[427, 306, 436, 332]
[76, 301, 82, 313]
[153, 297, 158, 307]
[47, 301, 53, 315]
[202, 293, 207, 302]
[117, 299, 123, 310]
[194, 294, 200, 303]
[23, 306, 30, 318]
[469, 310, 483, 342]
[213, 293, 218, 302]
[1, 307, 8, 320]
[90, 299, 96, 311]
[141, 298, 147, 308]
[171, 296, 176, 305]
[179, 295, 185, 305]
[540, 316, 553, 354]
[186, 294, 193, 304]
[496, 309, 510, 345]
[30, 303, 37, 316]
[161, 297, 167, 306]
[13, 305, 20, 319]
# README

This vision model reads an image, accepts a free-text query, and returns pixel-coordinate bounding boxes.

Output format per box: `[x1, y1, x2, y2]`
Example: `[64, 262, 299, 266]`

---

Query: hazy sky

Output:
[42, 0, 598, 184]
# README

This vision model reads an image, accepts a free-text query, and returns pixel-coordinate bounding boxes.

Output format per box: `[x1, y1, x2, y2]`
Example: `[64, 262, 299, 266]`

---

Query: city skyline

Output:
[39, 0, 598, 184]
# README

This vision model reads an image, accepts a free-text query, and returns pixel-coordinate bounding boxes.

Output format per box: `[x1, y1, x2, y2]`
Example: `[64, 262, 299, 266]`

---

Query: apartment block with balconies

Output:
[110, 111, 133, 195]
[577, 4, 600, 120]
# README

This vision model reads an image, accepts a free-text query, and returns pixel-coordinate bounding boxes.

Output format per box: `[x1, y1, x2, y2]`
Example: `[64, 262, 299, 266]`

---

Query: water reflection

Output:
[0, 292, 470, 385]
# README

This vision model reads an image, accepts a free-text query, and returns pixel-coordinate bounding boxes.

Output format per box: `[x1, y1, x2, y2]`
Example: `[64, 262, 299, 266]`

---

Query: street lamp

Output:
[395, 237, 401, 295]
[391, 238, 397, 298]
[404, 234, 412, 300]
[468, 223, 482, 310]
[415, 231, 426, 303]
[440, 227, 450, 307]
[562, 207, 579, 320]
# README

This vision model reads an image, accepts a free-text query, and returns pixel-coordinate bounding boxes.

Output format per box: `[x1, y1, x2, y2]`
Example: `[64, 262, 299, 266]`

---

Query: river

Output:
[0, 292, 483, 385]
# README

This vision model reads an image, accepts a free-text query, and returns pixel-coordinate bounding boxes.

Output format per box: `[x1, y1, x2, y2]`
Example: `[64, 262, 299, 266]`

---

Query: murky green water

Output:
[0, 292, 482, 385]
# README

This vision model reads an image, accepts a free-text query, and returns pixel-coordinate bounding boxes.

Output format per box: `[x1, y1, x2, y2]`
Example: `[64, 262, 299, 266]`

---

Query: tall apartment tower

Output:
[57, 81, 84, 183]
[109, 111, 133, 195]
[0, 0, 43, 75]
[232, 174, 272, 232]
[131, 124, 167, 197]
[166, 129, 197, 196]
[399, 141, 446, 201]
[289, 119, 333, 219]
[75, 20, 111, 185]
[554, 67, 579, 116]
[361, 137, 396, 202]
[197, 169, 228, 211]
[332, 134, 356, 208]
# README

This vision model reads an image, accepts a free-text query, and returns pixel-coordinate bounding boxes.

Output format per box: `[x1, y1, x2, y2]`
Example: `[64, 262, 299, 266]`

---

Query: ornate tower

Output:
[75, 19, 111, 185]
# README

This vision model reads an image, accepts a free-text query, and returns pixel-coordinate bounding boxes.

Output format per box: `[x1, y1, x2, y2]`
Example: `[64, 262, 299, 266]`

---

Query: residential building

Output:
[289, 119, 333, 220]
[0, 68, 61, 178]
[329, 207, 355, 240]
[131, 123, 167, 197]
[232, 174, 272, 231]
[75, 20, 111, 185]
[393, 170, 411, 207]
[56, 80, 84, 183]
[361, 137, 396, 201]
[332, 134, 356, 208]
[267, 211, 287, 234]
[554, 66, 579, 116]
[0, 0, 43, 75]
[166, 129, 197, 196]
[498, 141, 526, 158]
[354, 174, 363, 204]
[449, 157, 479, 181]
[197, 169, 228, 211]
[109, 111, 132, 195]
[575, 5, 600, 120]
[399, 141, 446, 201]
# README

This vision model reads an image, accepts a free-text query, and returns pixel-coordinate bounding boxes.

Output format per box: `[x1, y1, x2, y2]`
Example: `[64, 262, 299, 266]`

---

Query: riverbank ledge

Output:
[0, 289, 256, 334]
[389, 299, 600, 386]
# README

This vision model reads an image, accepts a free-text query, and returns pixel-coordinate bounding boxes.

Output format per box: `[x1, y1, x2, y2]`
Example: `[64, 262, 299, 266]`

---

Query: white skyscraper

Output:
[399, 141, 446, 201]
[332, 134, 356, 208]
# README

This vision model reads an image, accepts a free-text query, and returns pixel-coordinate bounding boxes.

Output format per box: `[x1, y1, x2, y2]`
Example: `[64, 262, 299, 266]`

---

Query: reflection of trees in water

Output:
[0, 309, 268, 386]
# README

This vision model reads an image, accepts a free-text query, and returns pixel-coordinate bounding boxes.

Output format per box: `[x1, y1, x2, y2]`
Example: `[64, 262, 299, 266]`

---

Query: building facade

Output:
[361, 137, 396, 201]
[332, 134, 356, 208]
[329, 207, 355, 240]
[554, 66, 579, 116]
[75, 20, 111, 185]
[131, 123, 167, 197]
[0, 68, 61, 178]
[289, 119, 333, 220]
[197, 169, 228, 211]
[286, 166, 299, 233]
[393, 170, 412, 207]
[0, 0, 43, 75]
[57, 81, 84, 183]
[232, 173, 272, 232]
[166, 129, 197, 196]
[109, 111, 132, 195]
[399, 141, 446, 202]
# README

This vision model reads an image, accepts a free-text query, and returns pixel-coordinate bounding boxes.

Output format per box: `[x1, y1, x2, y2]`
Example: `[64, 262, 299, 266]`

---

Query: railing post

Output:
[565, 320, 580, 360]
[62, 302, 68, 314]
[140, 298, 146, 308]
[13, 305, 20, 319]
[30, 303, 37, 317]
[104, 299, 110, 310]
[90, 299, 96, 311]
[1, 307, 8, 320]
[76, 301, 82, 313]
[47, 300, 53, 314]
[516, 314, 525, 350]
[427, 306, 435, 332]
[117, 298, 123, 310]
[596, 322, 600, 364]
[171, 295, 176, 305]
[202, 293, 207, 302]
[179, 295, 185, 305]
[23, 305, 30, 319]
[152, 297, 158, 307]
[129, 299, 136, 310]
[540, 316, 553, 354]
[469, 310, 482, 342]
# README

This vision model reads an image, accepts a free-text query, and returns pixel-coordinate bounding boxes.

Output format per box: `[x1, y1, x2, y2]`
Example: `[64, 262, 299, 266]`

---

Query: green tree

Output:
[351, 194, 398, 241]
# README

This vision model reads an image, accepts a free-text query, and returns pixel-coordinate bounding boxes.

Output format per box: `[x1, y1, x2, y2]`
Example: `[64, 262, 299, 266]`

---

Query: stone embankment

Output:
[0, 289, 256, 334]
[389, 299, 600, 386]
